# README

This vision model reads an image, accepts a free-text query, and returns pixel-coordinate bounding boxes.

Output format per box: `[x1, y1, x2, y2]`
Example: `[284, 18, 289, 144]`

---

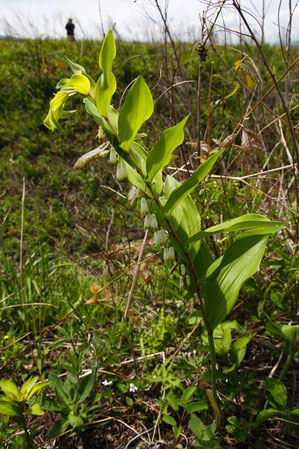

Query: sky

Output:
[0, 0, 298, 43]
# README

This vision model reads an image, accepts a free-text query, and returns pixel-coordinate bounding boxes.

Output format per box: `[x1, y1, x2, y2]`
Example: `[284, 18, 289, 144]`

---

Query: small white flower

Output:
[129, 383, 138, 393]
[109, 147, 117, 164]
[180, 264, 186, 276]
[102, 379, 112, 386]
[179, 276, 184, 290]
[154, 230, 167, 245]
[168, 247, 175, 260]
[163, 247, 169, 261]
[116, 160, 128, 181]
[144, 215, 151, 229]
[186, 275, 191, 287]
[150, 214, 158, 230]
[140, 198, 149, 215]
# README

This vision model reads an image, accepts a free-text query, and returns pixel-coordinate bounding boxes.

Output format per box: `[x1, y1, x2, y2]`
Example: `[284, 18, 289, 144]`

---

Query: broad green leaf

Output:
[118, 75, 154, 152]
[174, 424, 182, 440]
[162, 414, 177, 427]
[56, 78, 71, 89]
[230, 334, 254, 366]
[215, 328, 232, 357]
[20, 376, 38, 400]
[65, 56, 96, 91]
[146, 115, 189, 182]
[108, 105, 119, 134]
[203, 234, 268, 330]
[161, 149, 224, 217]
[189, 214, 284, 243]
[185, 401, 208, 413]
[125, 163, 157, 198]
[95, 30, 117, 117]
[179, 386, 197, 407]
[77, 374, 94, 403]
[123, 142, 162, 196]
[44, 91, 69, 131]
[266, 378, 287, 409]
[166, 392, 180, 412]
[68, 411, 84, 428]
[222, 328, 232, 353]
[48, 418, 69, 439]
[266, 323, 299, 346]
[60, 74, 90, 95]
[26, 381, 49, 401]
[83, 97, 101, 125]
[162, 175, 212, 279]
[48, 373, 70, 406]
[26, 403, 44, 416]
[99, 29, 116, 73]
[74, 143, 111, 169]
[0, 399, 21, 417]
[0, 380, 20, 401]
[189, 414, 204, 439]
[255, 408, 279, 427]
[83, 98, 115, 135]
[280, 324, 299, 345]
[95, 71, 116, 118]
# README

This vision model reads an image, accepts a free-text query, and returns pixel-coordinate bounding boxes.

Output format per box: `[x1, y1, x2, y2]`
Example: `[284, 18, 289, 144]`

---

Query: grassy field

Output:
[0, 35, 298, 448]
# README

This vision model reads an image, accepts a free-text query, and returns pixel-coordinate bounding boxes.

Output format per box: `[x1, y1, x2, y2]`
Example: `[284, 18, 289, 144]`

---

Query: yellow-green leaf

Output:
[146, 115, 190, 183]
[95, 30, 117, 117]
[0, 380, 20, 401]
[118, 76, 154, 152]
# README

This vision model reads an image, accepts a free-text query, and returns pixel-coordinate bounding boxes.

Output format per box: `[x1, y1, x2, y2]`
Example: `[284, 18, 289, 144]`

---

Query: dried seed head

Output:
[219, 133, 237, 148]
[241, 130, 252, 154]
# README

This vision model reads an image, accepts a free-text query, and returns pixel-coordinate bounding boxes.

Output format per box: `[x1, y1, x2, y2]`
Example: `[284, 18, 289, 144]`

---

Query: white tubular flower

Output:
[116, 160, 128, 181]
[154, 230, 167, 245]
[140, 198, 149, 215]
[144, 215, 151, 230]
[186, 275, 191, 287]
[168, 247, 175, 260]
[180, 264, 186, 276]
[128, 186, 141, 205]
[109, 147, 117, 164]
[150, 214, 158, 230]
[179, 276, 184, 290]
[163, 247, 169, 261]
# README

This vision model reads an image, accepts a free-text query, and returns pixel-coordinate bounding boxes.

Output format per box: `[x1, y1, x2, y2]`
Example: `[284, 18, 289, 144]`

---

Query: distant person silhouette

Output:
[66, 18, 75, 42]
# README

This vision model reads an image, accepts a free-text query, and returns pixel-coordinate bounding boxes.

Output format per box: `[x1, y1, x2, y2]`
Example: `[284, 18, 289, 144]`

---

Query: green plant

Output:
[43, 371, 96, 438]
[0, 377, 48, 448]
[189, 413, 222, 448]
[256, 377, 299, 427]
[44, 29, 285, 428]
[160, 385, 208, 441]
